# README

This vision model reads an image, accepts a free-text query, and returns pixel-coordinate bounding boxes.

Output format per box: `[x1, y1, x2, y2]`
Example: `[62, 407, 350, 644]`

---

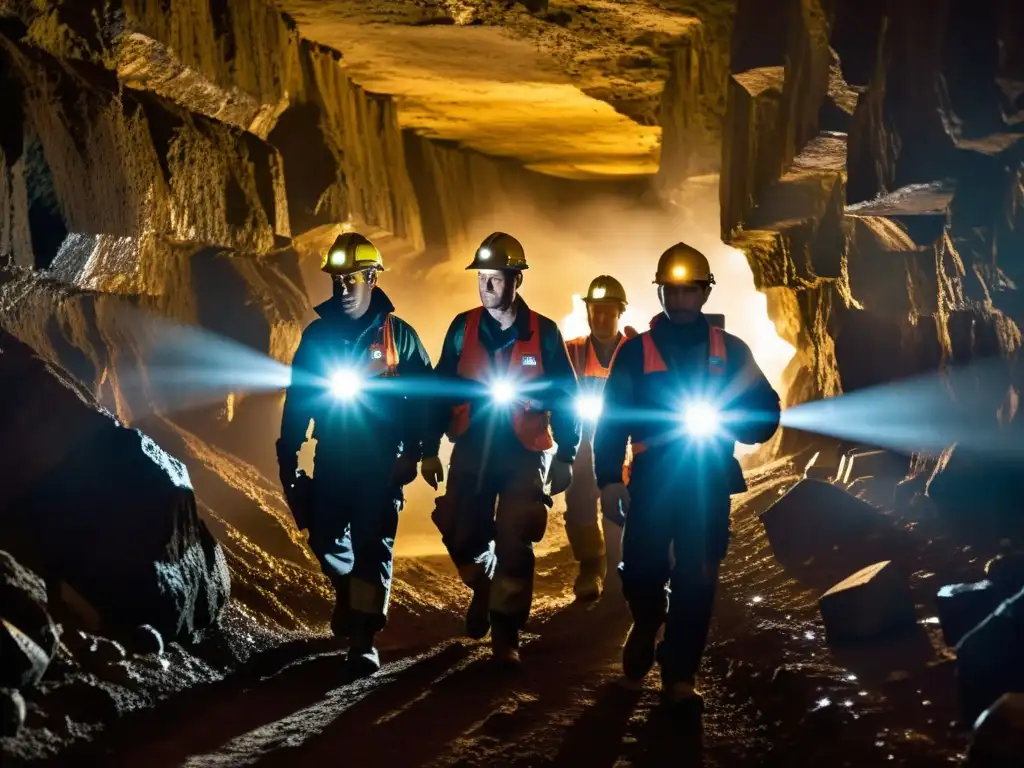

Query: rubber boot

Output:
[345, 618, 381, 680]
[490, 612, 521, 666]
[566, 523, 606, 601]
[466, 580, 491, 640]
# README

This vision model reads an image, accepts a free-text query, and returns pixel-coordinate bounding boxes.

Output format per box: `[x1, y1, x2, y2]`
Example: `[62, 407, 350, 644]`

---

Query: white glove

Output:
[600, 483, 630, 527]
[547, 458, 573, 496]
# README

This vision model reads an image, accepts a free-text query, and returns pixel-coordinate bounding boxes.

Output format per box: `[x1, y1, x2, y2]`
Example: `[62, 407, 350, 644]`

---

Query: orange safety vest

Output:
[366, 315, 400, 376]
[446, 307, 554, 452]
[623, 324, 727, 483]
[565, 335, 626, 382]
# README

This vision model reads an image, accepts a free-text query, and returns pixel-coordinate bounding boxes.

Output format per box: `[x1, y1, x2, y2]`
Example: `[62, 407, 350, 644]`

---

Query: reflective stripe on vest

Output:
[626, 325, 727, 478]
[366, 315, 399, 376]
[447, 307, 554, 452]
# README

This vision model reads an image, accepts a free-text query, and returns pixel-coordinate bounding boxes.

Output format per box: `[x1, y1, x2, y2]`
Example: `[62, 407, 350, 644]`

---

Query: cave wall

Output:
[721, 0, 1024, 457]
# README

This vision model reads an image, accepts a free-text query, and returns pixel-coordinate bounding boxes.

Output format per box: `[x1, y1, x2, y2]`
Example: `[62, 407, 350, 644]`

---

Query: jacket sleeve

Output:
[593, 336, 641, 487]
[278, 324, 320, 461]
[423, 314, 464, 458]
[725, 335, 782, 445]
[543, 321, 582, 464]
[394, 319, 434, 460]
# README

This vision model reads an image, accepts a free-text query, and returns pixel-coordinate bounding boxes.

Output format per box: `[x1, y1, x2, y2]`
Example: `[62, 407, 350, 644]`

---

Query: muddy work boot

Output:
[345, 625, 381, 680]
[466, 581, 492, 640]
[490, 613, 522, 666]
[622, 619, 661, 683]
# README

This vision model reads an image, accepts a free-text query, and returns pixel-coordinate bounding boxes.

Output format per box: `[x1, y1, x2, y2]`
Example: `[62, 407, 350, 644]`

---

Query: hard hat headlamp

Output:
[330, 250, 346, 266]
[591, 286, 606, 300]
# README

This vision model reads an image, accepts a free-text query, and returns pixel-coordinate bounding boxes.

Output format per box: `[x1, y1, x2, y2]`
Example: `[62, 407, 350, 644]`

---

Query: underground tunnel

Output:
[1, 0, 1024, 765]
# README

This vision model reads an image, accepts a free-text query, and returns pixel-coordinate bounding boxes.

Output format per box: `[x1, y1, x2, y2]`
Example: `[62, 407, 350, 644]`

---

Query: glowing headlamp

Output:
[575, 394, 604, 421]
[328, 368, 362, 400]
[491, 379, 515, 404]
[683, 400, 720, 437]
[329, 249, 346, 266]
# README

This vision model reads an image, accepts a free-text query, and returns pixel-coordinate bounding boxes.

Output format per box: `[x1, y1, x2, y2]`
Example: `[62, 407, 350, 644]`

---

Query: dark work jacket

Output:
[279, 288, 433, 474]
[594, 313, 781, 493]
[426, 296, 581, 464]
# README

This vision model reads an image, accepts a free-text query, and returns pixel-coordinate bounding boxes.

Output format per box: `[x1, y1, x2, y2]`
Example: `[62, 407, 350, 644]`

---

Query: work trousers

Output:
[308, 468, 402, 634]
[620, 458, 731, 684]
[564, 434, 623, 584]
[432, 440, 551, 631]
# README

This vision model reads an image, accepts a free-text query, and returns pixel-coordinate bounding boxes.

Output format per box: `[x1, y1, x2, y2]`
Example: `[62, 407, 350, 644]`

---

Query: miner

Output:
[562, 276, 636, 600]
[593, 242, 781, 705]
[420, 231, 581, 664]
[276, 232, 433, 679]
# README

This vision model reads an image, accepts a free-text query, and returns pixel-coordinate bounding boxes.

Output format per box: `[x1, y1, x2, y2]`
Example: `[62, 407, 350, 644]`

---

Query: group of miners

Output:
[275, 230, 781, 706]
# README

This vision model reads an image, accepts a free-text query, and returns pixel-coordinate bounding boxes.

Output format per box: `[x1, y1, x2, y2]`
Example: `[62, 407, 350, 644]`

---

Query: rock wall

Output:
[721, 0, 1024, 463]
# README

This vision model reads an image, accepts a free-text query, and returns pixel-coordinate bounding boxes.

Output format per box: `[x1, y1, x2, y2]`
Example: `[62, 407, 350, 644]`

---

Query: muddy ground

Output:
[37, 455, 979, 767]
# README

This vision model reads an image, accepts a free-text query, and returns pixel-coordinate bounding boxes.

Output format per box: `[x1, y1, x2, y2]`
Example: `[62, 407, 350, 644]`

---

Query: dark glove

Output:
[390, 454, 419, 487]
[623, 325, 639, 339]
[547, 458, 573, 496]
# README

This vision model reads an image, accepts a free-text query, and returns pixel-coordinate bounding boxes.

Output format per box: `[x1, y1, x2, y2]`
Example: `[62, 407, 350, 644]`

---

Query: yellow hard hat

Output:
[321, 232, 384, 276]
[654, 242, 715, 285]
[583, 275, 627, 305]
[465, 232, 529, 270]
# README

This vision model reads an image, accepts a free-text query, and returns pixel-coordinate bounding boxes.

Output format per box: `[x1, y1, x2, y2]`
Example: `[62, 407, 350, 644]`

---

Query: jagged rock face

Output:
[0, 329, 230, 643]
[723, 0, 1024, 419]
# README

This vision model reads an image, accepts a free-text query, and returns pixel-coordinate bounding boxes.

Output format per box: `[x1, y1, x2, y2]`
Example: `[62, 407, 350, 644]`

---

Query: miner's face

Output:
[659, 282, 711, 324]
[478, 269, 520, 311]
[333, 269, 377, 319]
[587, 302, 622, 342]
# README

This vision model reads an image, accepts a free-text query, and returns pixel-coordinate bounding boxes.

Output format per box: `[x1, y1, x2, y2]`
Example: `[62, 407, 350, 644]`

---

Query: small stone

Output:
[969, 693, 1024, 766]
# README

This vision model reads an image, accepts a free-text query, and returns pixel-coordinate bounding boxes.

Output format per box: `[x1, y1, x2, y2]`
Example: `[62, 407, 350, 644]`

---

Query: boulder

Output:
[818, 560, 918, 644]
[836, 448, 911, 486]
[760, 478, 892, 566]
[956, 586, 1024, 722]
[969, 693, 1024, 767]
[936, 580, 1005, 647]
[0, 330, 230, 643]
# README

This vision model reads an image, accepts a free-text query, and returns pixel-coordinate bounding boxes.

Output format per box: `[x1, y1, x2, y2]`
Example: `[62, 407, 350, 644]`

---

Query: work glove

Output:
[421, 456, 445, 490]
[390, 454, 419, 487]
[624, 325, 639, 339]
[600, 482, 630, 528]
[547, 458, 573, 496]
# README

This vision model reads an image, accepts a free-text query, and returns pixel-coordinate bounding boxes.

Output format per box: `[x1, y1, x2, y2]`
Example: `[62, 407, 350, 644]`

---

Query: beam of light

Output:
[682, 400, 721, 438]
[779, 358, 1019, 457]
[576, 393, 604, 421]
[327, 368, 363, 400]
[491, 379, 516, 404]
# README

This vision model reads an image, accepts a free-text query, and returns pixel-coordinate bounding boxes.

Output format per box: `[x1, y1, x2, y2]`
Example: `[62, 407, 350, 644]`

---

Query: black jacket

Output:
[594, 313, 780, 491]
[426, 297, 581, 464]
[279, 288, 433, 470]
